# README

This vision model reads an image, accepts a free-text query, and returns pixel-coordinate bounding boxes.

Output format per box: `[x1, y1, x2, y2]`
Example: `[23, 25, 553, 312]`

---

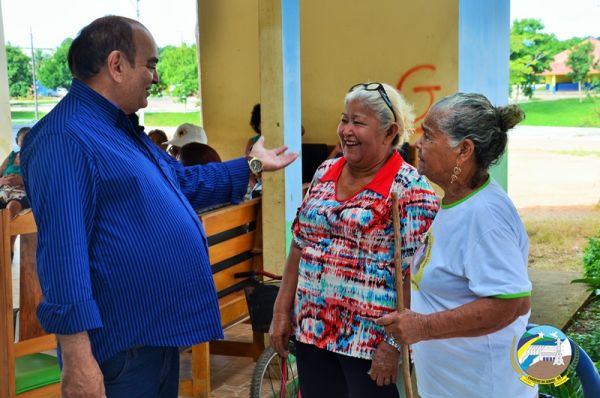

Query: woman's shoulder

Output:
[312, 157, 340, 181]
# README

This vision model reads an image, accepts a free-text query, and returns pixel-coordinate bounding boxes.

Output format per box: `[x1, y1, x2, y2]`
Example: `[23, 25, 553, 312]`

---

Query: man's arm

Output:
[22, 133, 102, 333]
[169, 137, 297, 209]
[58, 333, 105, 397]
[22, 132, 104, 396]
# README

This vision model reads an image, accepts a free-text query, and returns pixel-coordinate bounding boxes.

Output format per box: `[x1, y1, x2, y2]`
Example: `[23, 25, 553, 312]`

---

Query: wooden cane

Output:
[391, 191, 414, 398]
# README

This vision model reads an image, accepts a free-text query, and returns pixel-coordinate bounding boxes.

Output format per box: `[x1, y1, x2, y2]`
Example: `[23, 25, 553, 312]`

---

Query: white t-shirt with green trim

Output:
[411, 178, 536, 398]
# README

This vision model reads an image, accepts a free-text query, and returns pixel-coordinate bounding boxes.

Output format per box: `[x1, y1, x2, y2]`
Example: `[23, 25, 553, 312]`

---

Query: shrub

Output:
[582, 234, 600, 279]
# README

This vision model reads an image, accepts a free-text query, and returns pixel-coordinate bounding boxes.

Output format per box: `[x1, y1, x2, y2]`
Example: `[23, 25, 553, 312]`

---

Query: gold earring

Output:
[450, 165, 462, 184]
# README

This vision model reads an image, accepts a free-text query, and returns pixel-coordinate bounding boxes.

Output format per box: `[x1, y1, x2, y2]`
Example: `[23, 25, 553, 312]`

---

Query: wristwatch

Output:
[383, 333, 402, 352]
[248, 157, 263, 176]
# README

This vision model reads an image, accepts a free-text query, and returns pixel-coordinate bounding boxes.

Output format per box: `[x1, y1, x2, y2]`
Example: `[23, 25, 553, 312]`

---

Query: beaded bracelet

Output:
[383, 333, 402, 352]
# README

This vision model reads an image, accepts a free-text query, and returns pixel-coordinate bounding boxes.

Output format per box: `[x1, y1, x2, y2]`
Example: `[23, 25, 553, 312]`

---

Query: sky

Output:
[1, 0, 599, 51]
[1, 0, 198, 50]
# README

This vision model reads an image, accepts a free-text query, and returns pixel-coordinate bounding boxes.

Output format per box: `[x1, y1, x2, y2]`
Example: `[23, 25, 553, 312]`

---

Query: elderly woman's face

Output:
[416, 111, 458, 187]
[337, 99, 394, 167]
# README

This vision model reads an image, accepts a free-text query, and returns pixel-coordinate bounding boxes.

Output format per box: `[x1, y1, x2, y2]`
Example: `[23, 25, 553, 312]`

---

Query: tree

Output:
[37, 38, 73, 90]
[567, 41, 597, 102]
[5, 43, 31, 97]
[157, 44, 198, 103]
[510, 19, 557, 101]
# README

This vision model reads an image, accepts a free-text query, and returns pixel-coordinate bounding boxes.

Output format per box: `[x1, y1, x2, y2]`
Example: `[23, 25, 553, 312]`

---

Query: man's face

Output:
[120, 28, 159, 114]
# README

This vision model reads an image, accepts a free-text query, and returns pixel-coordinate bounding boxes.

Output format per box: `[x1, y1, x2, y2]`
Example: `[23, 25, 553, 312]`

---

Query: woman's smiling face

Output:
[337, 99, 395, 168]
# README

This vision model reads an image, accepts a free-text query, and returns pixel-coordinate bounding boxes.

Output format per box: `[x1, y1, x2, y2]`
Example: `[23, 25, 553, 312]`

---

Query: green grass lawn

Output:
[10, 110, 201, 127]
[10, 99, 59, 106]
[11, 111, 47, 123]
[551, 149, 600, 158]
[518, 98, 600, 127]
[144, 112, 202, 126]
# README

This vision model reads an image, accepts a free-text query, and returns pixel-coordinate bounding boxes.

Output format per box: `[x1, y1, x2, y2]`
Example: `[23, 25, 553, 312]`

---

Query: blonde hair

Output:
[346, 82, 415, 146]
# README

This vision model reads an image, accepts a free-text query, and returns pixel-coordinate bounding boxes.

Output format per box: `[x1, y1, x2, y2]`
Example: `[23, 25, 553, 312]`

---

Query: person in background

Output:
[0, 127, 31, 256]
[245, 103, 261, 156]
[376, 93, 534, 398]
[178, 143, 222, 167]
[21, 15, 296, 398]
[269, 82, 438, 397]
[147, 129, 168, 151]
[0, 127, 30, 218]
[165, 123, 207, 158]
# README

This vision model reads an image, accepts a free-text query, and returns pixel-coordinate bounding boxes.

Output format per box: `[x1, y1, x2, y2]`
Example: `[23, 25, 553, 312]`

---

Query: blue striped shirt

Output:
[21, 79, 250, 364]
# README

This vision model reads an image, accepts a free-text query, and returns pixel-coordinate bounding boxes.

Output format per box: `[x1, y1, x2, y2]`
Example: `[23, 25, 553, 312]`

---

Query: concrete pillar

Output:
[459, 0, 510, 190]
[0, 2, 13, 158]
[258, 0, 302, 270]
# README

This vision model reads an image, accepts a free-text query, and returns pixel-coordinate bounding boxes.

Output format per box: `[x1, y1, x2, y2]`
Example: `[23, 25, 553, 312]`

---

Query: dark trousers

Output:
[295, 341, 400, 398]
[99, 346, 179, 398]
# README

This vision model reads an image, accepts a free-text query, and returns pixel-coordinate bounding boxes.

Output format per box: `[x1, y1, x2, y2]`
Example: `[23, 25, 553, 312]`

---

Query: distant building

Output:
[541, 37, 600, 92]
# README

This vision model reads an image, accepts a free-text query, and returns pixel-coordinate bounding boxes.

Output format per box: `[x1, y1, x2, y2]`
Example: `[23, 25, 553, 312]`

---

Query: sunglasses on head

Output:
[349, 82, 397, 123]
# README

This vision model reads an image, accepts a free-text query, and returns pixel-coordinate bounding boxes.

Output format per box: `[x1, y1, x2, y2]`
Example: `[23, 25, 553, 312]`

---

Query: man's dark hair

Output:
[68, 15, 143, 81]
[179, 143, 222, 167]
[16, 127, 31, 144]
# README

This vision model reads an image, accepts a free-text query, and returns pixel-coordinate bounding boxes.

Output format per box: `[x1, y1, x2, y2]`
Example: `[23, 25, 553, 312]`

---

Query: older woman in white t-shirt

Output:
[377, 93, 536, 398]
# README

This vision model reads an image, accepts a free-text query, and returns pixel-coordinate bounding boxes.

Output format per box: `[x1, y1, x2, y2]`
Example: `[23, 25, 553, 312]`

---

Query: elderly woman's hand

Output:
[376, 310, 430, 345]
[369, 341, 400, 386]
[269, 312, 292, 358]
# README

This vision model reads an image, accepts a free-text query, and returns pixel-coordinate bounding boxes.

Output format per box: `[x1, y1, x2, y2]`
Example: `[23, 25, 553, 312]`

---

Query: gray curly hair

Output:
[430, 93, 525, 173]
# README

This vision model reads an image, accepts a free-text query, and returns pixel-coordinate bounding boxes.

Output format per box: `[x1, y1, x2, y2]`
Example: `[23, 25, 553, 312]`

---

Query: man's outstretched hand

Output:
[249, 136, 298, 171]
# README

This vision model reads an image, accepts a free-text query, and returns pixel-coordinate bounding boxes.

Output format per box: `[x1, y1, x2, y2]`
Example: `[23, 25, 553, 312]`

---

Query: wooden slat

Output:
[213, 259, 253, 292]
[19, 234, 45, 340]
[200, 199, 260, 236]
[208, 232, 255, 265]
[0, 210, 16, 398]
[18, 383, 60, 398]
[9, 211, 37, 237]
[218, 291, 249, 328]
[179, 380, 192, 396]
[209, 340, 263, 359]
[14, 335, 56, 358]
[191, 343, 210, 398]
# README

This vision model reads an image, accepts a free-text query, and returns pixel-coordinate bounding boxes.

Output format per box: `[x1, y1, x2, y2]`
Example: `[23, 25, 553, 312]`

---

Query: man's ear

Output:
[106, 50, 125, 83]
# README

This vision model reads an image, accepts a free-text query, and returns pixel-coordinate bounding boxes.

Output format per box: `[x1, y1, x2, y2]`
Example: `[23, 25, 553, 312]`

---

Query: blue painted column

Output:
[259, 0, 302, 270]
[0, 1, 13, 158]
[458, 0, 510, 190]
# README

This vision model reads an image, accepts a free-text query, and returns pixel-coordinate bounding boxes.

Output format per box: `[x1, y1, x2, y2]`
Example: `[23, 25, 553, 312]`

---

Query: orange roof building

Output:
[542, 37, 600, 92]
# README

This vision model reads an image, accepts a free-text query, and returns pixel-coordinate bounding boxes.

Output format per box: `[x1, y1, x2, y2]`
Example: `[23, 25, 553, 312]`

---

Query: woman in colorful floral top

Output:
[270, 82, 439, 397]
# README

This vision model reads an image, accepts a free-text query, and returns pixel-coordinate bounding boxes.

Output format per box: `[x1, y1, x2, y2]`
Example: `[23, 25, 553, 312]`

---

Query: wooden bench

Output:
[0, 209, 61, 398]
[1, 199, 264, 398]
[179, 198, 265, 398]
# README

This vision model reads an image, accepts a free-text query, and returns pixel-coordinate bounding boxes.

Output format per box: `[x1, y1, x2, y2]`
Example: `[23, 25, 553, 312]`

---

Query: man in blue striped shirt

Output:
[21, 15, 296, 398]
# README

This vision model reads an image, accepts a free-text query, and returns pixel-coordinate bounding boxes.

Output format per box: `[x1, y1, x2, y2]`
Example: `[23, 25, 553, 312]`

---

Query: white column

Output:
[0, 1, 13, 157]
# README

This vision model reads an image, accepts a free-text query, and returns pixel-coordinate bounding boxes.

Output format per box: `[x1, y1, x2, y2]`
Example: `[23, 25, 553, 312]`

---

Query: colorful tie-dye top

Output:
[292, 151, 439, 359]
